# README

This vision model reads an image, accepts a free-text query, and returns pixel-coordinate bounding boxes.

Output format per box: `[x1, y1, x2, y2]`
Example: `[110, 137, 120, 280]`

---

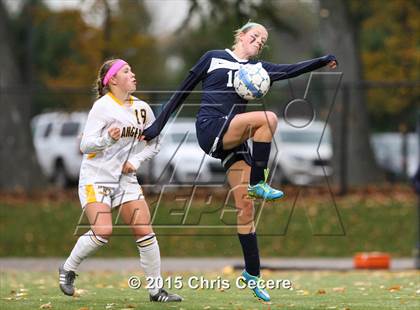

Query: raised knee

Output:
[266, 111, 278, 130]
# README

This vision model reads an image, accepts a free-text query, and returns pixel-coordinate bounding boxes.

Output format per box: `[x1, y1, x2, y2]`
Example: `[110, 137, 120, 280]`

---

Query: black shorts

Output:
[196, 115, 252, 170]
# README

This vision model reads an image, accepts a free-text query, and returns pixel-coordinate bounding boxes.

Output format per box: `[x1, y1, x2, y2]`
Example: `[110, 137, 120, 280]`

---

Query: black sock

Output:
[250, 141, 271, 185]
[238, 232, 260, 276]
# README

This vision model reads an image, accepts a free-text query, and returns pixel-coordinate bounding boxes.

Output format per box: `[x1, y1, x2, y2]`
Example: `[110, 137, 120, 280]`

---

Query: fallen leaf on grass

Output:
[332, 287, 345, 293]
[296, 290, 309, 296]
[353, 281, 370, 286]
[222, 266, 234, 275]
[39, 302, 52, 309]
[73, 289, 88, 297]
[388, 285, 401, 292]
[317, 289, 327, 295]
[78, 307, 89, 310]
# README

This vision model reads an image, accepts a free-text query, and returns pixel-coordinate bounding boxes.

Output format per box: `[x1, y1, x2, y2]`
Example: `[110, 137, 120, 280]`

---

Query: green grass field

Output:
[1, 270, 419, 309]
[0, 186, 417, 257]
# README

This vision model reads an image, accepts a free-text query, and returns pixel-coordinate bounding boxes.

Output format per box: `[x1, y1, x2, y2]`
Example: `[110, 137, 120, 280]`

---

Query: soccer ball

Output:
[233, 63, 271, 100]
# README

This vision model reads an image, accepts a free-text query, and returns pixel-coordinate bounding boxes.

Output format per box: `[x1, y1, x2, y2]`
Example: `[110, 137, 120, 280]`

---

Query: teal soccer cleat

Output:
[240, 270, 271, 303]
[247, 181, 284, 201]
[247, 169, 284, 201]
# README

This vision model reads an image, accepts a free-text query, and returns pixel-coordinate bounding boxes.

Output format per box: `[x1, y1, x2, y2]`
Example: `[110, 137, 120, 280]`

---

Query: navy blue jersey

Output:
[143, 49, 336, 140]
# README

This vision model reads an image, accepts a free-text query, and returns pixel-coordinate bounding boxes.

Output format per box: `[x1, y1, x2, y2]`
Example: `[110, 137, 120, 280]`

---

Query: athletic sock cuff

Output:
[136, 233, 157, 248]
[87, 230, 108, 245]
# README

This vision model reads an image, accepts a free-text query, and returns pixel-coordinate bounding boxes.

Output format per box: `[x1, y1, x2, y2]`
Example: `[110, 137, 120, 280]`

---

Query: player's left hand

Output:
[122, 161, 136, 174]
[328, 60, 337, 69]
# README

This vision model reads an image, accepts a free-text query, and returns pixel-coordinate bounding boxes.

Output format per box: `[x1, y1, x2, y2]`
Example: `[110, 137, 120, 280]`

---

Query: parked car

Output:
[149, 118, 224, 184]
[32, 113, 225, 187]
[31, 112, 87, 187]
[270, 119, 333, 185]
[371, 132, 418, 180]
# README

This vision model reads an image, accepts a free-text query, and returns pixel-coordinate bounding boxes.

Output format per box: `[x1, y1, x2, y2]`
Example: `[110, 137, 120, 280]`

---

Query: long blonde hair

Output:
[231, 21, 265, 50]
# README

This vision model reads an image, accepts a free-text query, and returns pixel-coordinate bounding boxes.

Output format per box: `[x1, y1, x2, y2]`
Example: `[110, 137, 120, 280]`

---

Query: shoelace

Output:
[263, 168, 269, 183]
[66, 271, 77, 284]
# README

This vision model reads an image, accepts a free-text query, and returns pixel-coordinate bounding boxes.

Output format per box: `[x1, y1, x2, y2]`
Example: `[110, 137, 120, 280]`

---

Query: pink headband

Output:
[102, 59, 127, 86]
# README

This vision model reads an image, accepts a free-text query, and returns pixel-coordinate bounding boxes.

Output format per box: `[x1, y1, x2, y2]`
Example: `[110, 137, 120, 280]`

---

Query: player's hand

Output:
[108, 127, 121, 141]
[122, 161, 136, 174]
[327, 60, 337, 69]
[138, 135, 145, 141]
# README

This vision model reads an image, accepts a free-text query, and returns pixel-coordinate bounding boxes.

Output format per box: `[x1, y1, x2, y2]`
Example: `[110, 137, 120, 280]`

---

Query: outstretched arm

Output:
[142, 71, 202, 141]
[262, 54, 338, 82]
[142, 51, 213, 141]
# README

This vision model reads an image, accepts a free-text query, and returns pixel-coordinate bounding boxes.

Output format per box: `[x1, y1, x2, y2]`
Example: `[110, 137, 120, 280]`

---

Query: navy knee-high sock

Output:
[238, 232, 260, 276]
[250, 141, 271, 185]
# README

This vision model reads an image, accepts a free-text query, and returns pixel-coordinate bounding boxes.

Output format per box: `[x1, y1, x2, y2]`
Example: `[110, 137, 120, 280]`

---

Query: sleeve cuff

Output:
[104, 132, 118, 146]
[127, 157, 142, 171]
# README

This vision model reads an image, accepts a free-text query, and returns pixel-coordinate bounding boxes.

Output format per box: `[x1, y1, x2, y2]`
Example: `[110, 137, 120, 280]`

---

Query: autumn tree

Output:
[353, 0, 419, 131]
[0, 0, 47, 190]
[0, 0, 165, 190]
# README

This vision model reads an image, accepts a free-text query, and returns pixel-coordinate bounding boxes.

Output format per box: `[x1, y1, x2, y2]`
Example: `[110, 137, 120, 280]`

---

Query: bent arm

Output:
[80, 104, 116, 154]
[127, 136, 161, 170]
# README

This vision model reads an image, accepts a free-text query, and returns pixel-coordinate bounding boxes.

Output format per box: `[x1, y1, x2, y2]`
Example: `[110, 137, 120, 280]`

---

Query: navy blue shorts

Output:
[196, 115, 252, 170]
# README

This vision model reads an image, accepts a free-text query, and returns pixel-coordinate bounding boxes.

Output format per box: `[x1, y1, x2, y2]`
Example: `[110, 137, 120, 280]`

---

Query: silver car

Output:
[270, 119, 333, 185]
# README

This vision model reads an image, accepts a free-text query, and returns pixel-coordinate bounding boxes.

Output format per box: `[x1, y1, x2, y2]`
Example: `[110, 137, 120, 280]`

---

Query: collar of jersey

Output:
[225, 48, 249, 63]
[107, 92, 133, 106]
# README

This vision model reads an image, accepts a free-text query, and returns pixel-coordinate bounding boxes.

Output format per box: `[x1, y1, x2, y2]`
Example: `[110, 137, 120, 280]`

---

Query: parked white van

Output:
[31, 112, 87, 187]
